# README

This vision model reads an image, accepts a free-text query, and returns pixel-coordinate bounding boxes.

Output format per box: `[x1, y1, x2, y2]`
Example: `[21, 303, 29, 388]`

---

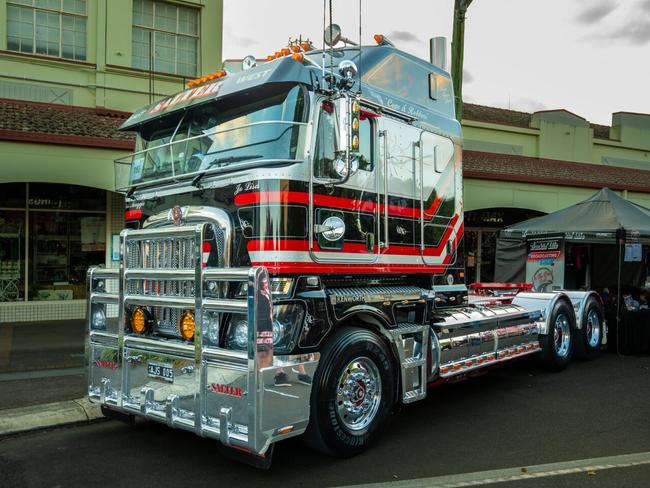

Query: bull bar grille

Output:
[86, 220, 290, 456]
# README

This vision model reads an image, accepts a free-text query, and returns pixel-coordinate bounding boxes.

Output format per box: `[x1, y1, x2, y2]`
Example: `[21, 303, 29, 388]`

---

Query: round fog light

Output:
[180, 311, 195, 340]
[131, 307, 146, 334]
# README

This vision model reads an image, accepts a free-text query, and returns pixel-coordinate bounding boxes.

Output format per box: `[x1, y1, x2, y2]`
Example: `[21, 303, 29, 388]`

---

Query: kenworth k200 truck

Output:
[87, 32, 605, 467]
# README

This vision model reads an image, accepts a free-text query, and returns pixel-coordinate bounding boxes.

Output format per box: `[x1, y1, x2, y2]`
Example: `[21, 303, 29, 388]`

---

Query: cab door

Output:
[376, 116, 422, 257]
[419, 131, 457, 265]
[310, 100, 379, 264]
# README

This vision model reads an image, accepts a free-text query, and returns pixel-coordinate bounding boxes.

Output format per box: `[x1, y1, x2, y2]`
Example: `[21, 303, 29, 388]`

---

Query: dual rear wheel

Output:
[538, 296, 603, 371]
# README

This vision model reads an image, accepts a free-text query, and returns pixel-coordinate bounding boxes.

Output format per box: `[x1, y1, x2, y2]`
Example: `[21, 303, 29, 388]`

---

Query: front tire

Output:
[303, 327, 396, 457]
[538, 300, 575, 371]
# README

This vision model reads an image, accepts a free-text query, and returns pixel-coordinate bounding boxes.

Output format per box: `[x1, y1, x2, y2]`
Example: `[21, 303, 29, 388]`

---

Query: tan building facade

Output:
[0, 0, 223, 322]
[461, 104, 650, 283]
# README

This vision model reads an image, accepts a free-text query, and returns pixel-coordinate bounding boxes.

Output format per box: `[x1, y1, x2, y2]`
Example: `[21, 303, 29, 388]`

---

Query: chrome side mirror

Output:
[331, 94, 360, 180]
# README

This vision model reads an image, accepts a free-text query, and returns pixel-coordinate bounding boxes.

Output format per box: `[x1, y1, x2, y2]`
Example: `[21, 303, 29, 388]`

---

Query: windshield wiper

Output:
[191, 154, 263, 188]
[204, 154, 263, 169]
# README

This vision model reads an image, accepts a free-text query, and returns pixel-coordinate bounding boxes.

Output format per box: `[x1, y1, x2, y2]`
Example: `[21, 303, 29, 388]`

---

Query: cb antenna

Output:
[329, 0, 334, 89]
[321, 0, 326, 89]
[358, 0, 362, 95]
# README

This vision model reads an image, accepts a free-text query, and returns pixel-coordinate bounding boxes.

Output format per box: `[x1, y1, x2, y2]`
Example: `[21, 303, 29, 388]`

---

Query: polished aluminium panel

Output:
[87, 267, 121, 405]
[512, 291, 574, 335]
[561, 290, 602, 331]
[383, 323, 429, 403]
[431, 304, 544, 381]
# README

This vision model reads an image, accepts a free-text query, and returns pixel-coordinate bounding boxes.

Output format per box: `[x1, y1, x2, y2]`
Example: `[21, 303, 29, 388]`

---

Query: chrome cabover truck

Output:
[87, 32, 605, 467]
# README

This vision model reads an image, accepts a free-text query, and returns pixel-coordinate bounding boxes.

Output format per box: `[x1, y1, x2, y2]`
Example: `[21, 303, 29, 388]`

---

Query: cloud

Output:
[463, 69, 474, 83]
[489, 97, 548, 113]
[609, 17, 650, 43]
[223, 25, 258, 48]
[228, 34, 257, 47]
[574, 0, 619, 24]
[387, 30, 420, 43]
[583, 0, 650, 44]
[511, 98, 548, 113]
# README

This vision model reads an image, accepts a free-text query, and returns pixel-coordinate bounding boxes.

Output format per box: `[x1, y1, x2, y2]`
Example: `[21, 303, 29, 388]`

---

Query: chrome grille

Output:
[125, 234, 197, 338]
[126, 237, 195, 270]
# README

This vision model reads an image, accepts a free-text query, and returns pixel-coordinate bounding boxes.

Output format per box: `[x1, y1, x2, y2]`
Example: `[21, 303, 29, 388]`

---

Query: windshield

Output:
[118, 83, 308, 189]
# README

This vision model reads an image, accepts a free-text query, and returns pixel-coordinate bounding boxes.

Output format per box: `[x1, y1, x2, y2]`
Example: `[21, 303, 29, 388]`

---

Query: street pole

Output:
[451, 0, 473, 121]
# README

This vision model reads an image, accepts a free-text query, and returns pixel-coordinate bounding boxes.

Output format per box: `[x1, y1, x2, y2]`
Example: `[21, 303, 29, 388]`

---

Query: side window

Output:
[314, 101, 375, 178]
[314, 101, 338, 179]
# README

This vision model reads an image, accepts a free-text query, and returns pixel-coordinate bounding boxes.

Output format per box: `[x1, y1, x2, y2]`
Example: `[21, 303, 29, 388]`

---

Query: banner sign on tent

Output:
[526, 237, 565, 292]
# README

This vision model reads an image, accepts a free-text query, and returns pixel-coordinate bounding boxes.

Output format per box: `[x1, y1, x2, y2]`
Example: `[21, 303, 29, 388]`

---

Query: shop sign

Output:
[28, 197, 73, 209]
[526, 237, 565, 292]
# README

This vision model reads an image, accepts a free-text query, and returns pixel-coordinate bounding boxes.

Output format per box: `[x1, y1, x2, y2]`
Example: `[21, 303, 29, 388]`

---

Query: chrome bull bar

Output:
[87, 224, 318, 456]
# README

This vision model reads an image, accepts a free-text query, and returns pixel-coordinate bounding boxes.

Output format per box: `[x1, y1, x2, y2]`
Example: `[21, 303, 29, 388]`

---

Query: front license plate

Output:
[147, 362, 174, 382]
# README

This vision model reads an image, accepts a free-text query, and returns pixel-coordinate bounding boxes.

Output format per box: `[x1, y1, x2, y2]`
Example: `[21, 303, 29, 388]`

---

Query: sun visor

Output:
[119, 57, 314, 131]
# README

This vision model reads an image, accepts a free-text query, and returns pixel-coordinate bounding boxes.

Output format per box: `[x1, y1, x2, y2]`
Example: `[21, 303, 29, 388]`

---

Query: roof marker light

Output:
[373, 34, 395, 46]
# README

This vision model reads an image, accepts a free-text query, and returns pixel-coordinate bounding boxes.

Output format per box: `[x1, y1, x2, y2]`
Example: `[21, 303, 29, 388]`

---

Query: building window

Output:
[7, 0, 87, 61]
[132, 0, 199, 77]
[0, 183, 106, 302]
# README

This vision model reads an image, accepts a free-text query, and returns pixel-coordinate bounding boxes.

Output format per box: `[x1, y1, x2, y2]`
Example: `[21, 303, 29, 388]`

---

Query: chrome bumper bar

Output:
[86, 225, 318, 456]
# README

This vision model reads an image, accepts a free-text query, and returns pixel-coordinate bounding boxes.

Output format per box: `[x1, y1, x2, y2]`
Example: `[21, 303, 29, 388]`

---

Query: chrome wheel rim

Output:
[586, 309, 601, 348]
[336, 356, 382, 432]
[553, 314, 571, 358]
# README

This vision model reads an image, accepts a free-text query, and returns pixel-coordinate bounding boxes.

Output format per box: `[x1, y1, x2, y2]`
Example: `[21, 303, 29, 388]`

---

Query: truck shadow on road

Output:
[76, 353, 650, 486]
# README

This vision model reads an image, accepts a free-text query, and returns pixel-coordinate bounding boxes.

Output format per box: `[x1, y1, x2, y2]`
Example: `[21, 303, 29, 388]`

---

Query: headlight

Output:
[91, 305, 106, 330]
[225, 303, 305, 353]
[227, 319, 249, 350]
[271, 303, 305, 352]
[204, 312, 220, 344]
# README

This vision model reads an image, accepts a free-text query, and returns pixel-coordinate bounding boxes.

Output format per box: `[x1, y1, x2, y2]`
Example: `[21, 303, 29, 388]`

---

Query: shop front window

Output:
[29, 212, 104, 300]
[0, 182, 106, 302]
[0, 211, 25, 302]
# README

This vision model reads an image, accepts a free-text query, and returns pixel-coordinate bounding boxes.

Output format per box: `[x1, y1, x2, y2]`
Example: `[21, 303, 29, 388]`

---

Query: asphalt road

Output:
[0, 320, 85, 374]
[1, 352, 649, 488]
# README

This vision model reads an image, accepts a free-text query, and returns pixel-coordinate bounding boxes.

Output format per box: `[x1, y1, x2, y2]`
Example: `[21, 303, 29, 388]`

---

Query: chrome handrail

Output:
[115, 120, 307, 163]
[115, 158, 302, 192]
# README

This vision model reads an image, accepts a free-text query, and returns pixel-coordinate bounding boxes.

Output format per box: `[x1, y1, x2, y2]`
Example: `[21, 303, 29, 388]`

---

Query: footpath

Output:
[0, 320, 104, 436]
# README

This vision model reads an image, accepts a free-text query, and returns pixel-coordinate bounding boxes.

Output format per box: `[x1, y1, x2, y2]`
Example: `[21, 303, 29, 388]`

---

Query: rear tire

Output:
[303, 327, 396, 457]
[538, 300, 575, 371]
[574, 296, 604, 360]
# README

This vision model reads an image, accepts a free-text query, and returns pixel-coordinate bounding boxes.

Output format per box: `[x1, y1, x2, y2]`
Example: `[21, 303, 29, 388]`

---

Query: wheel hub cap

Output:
[336, 357, 382, 432]
[586, 309, 601, 348]
[554, 314, 571, 358]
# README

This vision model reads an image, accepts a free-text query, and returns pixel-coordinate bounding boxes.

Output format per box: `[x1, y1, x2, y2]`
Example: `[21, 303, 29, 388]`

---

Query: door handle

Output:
[380, 130, 389, 250]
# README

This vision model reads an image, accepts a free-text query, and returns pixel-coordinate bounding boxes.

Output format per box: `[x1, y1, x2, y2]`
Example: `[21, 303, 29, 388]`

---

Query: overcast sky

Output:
[222, 0, 650, 126]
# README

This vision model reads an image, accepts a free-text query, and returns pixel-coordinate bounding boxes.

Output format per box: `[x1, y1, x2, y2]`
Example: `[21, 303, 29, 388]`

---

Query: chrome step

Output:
[389, 323, 428, 404]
